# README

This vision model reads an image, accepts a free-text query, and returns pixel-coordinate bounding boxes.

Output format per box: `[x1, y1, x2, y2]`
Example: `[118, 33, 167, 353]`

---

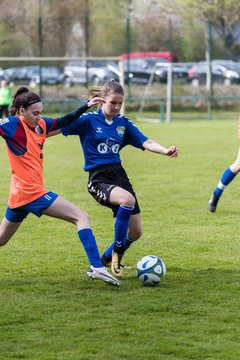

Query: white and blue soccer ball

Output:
[136, 255, 166, 286]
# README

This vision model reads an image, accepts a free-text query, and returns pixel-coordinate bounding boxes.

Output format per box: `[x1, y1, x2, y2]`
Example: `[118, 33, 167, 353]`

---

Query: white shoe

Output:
[87, 265, 121, 286]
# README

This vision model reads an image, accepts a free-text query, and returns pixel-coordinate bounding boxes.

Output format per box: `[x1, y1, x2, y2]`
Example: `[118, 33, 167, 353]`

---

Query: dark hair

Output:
[88, 79, 124, 100]
[10, 87, 41, 115]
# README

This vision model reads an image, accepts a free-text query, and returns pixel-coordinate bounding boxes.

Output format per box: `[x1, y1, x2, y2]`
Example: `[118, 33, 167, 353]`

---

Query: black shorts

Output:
[87, 163, 140, 217]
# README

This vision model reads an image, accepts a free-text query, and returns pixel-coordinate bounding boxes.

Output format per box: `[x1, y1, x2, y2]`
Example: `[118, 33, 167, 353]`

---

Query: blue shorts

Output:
[5, 192, 59, 223]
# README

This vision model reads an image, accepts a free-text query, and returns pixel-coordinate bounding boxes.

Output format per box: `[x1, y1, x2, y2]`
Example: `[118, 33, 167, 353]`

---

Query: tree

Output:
[1, 0, 240, 63]
[175, 0, 240, 60]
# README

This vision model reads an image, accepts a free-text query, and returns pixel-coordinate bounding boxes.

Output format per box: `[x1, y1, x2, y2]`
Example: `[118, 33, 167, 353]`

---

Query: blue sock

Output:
[104, 205, 134, 258]
[78, 228, 102, 268]
[104, 237, 137, 260]
[103, 244, 114, 260]
[214, 167, 236, 197]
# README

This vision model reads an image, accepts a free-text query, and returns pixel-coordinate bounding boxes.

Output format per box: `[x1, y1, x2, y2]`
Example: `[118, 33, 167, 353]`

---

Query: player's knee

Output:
[121, 193, 135, 207]
[230, 162, 240, 173]
[73, 211, 90, 228]
[235, 165, 240, 173]
[79, 212, 90, 224]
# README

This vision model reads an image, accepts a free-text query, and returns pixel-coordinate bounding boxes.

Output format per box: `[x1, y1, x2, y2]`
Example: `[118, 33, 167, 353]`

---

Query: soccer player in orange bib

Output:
[0, 86, 120, 286]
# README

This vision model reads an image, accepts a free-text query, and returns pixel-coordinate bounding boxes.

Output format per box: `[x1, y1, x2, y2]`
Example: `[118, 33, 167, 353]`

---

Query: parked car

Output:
[188, 60, 240, 85]
[0, 74, 6, 82]
[4, 66, 39, 86]
[0, 67, 8, 83]
[123, 58, 152, 84]
[30, 66, 64, 85]
[144, 58, 191, 83]
[63, 60, 119, 86]
[3, 65, 64, 86]
[2, 67, 16, 84]
[123, 57, 191, 84]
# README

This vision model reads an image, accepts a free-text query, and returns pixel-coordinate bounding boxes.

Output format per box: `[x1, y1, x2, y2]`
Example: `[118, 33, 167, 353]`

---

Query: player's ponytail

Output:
[87, 86, 102, 100]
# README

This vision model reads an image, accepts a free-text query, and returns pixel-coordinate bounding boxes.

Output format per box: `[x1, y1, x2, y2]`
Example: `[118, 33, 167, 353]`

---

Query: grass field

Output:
[1, 116, 240, 359]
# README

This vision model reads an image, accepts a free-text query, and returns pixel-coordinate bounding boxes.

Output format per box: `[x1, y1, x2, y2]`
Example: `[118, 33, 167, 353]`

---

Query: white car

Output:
[63, 60, 119, 86]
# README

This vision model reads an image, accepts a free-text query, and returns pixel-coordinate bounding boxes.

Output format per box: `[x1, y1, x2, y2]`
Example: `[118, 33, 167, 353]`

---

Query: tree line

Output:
[0, 0, 240, 66]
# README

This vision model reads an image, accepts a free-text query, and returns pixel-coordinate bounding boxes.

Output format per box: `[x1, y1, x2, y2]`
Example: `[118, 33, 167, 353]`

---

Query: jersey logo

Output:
[0, 117, 10, 125]
[96, 127, 102, 133]
[116, 126, 125, 137]
[35, 125, 44, 134]
[97, 137, 120, 154]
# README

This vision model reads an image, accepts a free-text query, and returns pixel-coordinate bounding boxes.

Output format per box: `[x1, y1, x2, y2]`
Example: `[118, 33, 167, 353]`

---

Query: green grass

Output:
[1, 117, 240, 359]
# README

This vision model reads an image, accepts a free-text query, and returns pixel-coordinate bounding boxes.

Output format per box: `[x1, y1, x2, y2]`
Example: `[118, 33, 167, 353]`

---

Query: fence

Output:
[133, 61, 240, 122]
[1, 57, 240, 121]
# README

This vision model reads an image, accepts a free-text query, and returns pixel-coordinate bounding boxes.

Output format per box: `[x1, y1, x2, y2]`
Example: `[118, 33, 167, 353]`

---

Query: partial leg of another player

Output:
[0, 217, 22, 246]
[208, 148, 240, 212]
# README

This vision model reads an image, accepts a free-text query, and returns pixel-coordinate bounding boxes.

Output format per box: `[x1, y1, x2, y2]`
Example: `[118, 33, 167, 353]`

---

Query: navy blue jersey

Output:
[61, 109, 148, 171]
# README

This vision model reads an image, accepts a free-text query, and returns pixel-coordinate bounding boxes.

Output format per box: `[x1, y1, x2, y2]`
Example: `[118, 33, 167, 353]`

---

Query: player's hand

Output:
[87, 97, 105, 108]
[166, 146, 179, 158]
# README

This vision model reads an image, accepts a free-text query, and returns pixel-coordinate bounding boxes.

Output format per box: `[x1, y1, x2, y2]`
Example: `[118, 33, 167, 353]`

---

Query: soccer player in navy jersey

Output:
[0, 86, 121, 286]
[49, 80, 179, 278]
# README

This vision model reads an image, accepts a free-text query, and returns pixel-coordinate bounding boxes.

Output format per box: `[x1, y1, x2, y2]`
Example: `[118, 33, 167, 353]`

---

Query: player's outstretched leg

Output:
[208, 167, 237, 212]
[42, 196, 121, 286]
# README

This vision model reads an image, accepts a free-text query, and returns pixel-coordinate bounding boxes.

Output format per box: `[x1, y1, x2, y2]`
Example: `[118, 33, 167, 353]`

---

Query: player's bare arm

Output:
[143, 139, 179, 158]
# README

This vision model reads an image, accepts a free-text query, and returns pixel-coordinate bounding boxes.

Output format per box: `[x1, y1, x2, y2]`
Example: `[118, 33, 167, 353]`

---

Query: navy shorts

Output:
[87, 163, 140, 217]
[5, 192, 58, 223]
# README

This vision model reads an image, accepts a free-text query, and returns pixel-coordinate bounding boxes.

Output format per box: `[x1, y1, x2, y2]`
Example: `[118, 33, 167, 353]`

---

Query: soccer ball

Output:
[136, 255, 166, 286]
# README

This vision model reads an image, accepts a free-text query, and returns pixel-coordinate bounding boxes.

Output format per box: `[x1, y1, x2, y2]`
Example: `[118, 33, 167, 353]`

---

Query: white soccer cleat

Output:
[87, 265, 121, 286]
